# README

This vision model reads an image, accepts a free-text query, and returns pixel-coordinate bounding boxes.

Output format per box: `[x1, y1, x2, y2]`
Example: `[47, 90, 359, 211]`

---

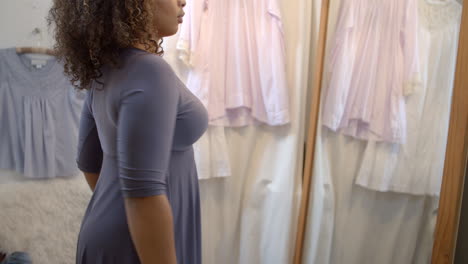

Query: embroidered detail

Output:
[419, 0, 462, 31]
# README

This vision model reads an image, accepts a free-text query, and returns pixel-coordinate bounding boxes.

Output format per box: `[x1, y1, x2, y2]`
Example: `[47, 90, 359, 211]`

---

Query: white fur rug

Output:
[0, 174, 91, 264]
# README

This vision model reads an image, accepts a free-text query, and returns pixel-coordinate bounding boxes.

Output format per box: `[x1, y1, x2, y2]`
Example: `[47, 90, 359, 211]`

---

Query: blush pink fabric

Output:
[177, 0, 290, 127]
[322, 0, 421, 143]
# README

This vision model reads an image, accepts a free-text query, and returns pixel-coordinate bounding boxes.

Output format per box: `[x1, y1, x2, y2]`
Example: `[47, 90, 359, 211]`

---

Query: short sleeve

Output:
[76, 90, 103, 173]
[117, 56, 180, 198]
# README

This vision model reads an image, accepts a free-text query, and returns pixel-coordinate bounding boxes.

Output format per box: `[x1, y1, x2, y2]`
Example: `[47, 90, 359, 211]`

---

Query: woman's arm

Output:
[77, 91, 103, 191]
[83, 172, 99, 191]
[125, 195, 177, 264]
[116, 56, 181, 263]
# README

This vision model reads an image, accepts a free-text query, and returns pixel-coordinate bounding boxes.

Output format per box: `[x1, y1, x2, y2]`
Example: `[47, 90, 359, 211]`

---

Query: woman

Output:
[48, 0, 208, 263]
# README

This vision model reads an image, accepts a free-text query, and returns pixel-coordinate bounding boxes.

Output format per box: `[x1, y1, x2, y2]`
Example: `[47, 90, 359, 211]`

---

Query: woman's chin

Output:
[159, 26, 180, 38]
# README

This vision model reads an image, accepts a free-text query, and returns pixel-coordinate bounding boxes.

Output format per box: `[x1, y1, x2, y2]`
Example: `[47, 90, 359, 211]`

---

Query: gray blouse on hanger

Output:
[0, 48, 85, 179]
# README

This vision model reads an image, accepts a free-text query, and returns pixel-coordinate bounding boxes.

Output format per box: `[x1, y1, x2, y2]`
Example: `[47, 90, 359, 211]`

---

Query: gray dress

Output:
[76, 48, 208, 264]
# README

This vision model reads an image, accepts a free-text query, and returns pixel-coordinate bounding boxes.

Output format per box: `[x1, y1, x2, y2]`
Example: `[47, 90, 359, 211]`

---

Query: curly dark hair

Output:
[47, 0, 164, 90]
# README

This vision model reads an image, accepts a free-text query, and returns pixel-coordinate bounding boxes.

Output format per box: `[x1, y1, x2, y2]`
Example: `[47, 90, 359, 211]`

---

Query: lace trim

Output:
[418, 0, 462, 31]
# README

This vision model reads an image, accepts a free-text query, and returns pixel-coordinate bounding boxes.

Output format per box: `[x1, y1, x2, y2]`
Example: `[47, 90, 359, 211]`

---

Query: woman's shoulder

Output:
[116, 49, 180, 97]
[123, 48, 174, 77]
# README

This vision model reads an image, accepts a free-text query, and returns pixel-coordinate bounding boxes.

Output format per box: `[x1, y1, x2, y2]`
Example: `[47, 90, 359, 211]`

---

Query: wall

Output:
[0, 0, 54, 49]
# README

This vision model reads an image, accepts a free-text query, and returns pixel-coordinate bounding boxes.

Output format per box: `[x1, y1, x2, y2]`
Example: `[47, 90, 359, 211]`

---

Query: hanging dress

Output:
[355, 0, 462, 196]
[176, 0, 231, 179]
[177, 0, 290, 126]
[322, 0, 421, 144]
[176, 0, 289, 179]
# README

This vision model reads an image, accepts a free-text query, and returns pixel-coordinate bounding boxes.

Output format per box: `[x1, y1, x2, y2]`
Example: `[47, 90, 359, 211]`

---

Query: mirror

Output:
[301, 0, 466, 263]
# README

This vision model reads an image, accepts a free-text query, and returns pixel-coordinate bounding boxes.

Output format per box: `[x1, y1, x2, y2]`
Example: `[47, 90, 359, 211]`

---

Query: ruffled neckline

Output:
[4, 48, 61, 81]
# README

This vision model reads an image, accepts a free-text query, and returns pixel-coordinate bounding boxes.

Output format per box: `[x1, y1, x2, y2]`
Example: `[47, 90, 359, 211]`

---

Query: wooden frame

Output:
[293, 1, 468, 264]
[293, 0, 330, 263]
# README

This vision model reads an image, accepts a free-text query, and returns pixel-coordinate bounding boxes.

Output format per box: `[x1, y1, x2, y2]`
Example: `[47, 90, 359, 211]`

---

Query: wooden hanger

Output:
[15, 46, 56, 56]
[16, 28, 56, 56]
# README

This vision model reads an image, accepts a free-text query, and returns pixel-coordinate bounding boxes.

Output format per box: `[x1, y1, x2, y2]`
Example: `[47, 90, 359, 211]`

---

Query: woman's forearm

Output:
[124, 195, 177, 264]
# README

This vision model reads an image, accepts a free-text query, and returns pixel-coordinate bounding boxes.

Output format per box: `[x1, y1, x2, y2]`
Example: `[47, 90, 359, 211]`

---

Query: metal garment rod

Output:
[293, 0, 330, 263]
[432, 1, 468, 263]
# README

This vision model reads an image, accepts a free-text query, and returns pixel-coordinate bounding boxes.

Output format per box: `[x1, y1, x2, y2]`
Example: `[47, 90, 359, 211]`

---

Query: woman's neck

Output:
[131, 40, 162, 53]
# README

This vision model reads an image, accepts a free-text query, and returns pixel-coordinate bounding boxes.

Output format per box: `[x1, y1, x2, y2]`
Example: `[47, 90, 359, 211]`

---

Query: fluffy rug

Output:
[0, 174, 91, 264]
